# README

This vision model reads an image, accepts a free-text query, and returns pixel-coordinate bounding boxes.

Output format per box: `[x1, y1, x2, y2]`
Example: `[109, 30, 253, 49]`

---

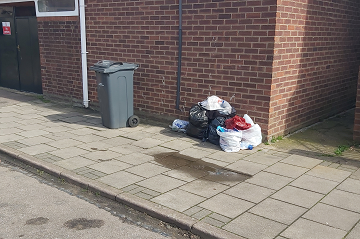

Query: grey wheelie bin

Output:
[90, 60, 139, 129]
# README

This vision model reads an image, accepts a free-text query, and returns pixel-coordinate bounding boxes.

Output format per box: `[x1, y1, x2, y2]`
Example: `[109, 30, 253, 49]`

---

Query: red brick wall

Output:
[355, 67, 360, 142]
[36, 0, 360, 139]
[84, 0, 277, 135]
[37, 17, 82, 101]
[269, 0, 360, 136]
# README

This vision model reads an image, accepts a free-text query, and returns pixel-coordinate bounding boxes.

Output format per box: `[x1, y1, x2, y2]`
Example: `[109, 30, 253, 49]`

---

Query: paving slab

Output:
[44, 132, 78, 141]
[18, 144, 57, 156]
[199, 194, 254, 218]
[245, 171, 294, 190]
[15, 124, 45, 131]
[207, 151, 246, 163]
[0, 122, 22, 129]
[227, 160, 268, 175]
[93, 130, 124, 139]
[98, 171, 145, 189]
[224, 182, 275, 203]
[116, 152, 154, 165]
[163, 166, 209, 182]
[306, 165, 352, 182]
[179, 179, 229, 198]
[141, 125, 165, 134]
[73, 134, 106, 143]
[179, 147, 214, 159]
[87, 160, 132, 174]
[207, 213, 232, 224]
[121, 131, 154, 140]
[200, 216, 225, 227]
[223, 213, 287, 239]
[201, 157, 229, 167]
[249, 198, 307, 225]
[82, 150, 120, 161]
[290, 174, 339, 194]
[125, 162, 169, 178]
[346, 222, 360, 239]
[76, 141, 112, 151]
[131, 138, 163, 149]
[141, 146, 177, 156]
[351, 168, 360, 180]
[109, 144, 144, 155]
[16, 113, 42, 120]
[0, 134, 25, 143]
[151, 189, 205, 212]
[0, 117, 18, 123]
[0, 128, 21, 136]
[264, 162, 309, 178]
[54, 156, 96, 170]
[280, 154, 323, 168]
[41, 125, 72, 133]
[160, 139, 194, 151]
[321, 189, 360, 213]
[46, 138, 83, 149]
[16, 129, 49, 138]
[49, 147, 89, 159]
[242, 151, 284, 166]
[336, 178, 360, 194]
[151, 132, 186, 142]
[302, 203, 360, 231]
[136, 174, 186, 193]
[280, 218, 347, 239]
[271, 186, 324, 208]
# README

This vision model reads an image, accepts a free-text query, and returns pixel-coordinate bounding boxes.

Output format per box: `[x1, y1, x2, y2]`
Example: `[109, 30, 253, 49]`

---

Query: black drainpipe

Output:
[176, 0, 182, 110]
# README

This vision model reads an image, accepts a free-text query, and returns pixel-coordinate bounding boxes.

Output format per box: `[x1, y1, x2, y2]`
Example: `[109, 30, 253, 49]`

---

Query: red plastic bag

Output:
[225, 115, 251, 130]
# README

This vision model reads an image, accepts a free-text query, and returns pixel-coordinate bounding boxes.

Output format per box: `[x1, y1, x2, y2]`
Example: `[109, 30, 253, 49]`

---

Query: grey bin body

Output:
[90, 60, 139, 129]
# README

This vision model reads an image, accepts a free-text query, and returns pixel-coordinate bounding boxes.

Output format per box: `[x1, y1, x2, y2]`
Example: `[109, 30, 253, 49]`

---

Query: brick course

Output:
[35, 0, 360, 139]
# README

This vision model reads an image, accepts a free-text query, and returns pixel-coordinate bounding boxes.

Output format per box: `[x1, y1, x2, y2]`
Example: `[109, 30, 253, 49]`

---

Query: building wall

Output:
[35, 0, 360, 139]
[83, 0, 277, 135]
[270, 0, 360, 136]
[37, 17, 82, 101]
[355, 68, 360, 142]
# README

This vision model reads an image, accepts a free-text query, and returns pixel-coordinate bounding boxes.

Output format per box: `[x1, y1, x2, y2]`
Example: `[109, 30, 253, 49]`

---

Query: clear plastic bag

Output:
[240, 124, 262, 149]
[216, 126, 242, 152]
[169, 119, 189, 133]
[200, 96, 232, 115]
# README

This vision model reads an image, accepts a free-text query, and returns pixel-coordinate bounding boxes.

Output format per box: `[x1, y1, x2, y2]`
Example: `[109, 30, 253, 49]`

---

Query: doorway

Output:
[0, 5, 42, 94]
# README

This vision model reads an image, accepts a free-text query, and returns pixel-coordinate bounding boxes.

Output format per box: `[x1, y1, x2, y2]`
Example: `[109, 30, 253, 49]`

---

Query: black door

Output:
[0, 6, 42, 94]
[15, 16, 42, 93]
[0, 7, 20, 90]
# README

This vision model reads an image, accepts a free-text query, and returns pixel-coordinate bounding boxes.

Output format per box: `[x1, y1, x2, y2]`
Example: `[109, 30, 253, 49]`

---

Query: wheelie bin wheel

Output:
[128, 115, 140, 127]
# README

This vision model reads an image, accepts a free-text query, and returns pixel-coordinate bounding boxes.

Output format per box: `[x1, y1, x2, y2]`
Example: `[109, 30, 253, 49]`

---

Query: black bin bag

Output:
[186, 122, 208, 139]
[186, 104, 209, 139]
[208, 117, 226, 145]
[188, 104, 208, 128]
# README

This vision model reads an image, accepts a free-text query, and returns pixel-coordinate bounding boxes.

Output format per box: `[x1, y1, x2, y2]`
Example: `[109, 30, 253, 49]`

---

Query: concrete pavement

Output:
[1, 87, 360, 239]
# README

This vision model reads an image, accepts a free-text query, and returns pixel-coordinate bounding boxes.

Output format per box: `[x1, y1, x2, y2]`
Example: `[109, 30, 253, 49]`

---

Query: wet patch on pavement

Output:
[154, 152, 251, 183]
[26, 217, 49, 225]
[64, 218, 104, 230]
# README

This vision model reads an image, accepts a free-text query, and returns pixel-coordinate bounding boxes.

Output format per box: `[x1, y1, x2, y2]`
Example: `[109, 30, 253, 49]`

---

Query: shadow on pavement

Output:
[270, 108, 360, 163]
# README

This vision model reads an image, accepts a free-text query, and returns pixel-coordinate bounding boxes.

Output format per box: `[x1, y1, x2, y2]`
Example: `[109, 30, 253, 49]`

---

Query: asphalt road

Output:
[0, 154, 198, 239]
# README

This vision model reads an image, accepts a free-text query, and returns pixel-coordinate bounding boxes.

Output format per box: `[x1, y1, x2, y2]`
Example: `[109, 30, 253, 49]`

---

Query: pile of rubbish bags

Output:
[170, 96, 262, 153]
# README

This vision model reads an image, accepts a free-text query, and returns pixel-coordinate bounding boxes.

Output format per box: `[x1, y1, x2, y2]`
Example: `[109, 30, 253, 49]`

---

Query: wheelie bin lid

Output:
[90, 60, 139, 74]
